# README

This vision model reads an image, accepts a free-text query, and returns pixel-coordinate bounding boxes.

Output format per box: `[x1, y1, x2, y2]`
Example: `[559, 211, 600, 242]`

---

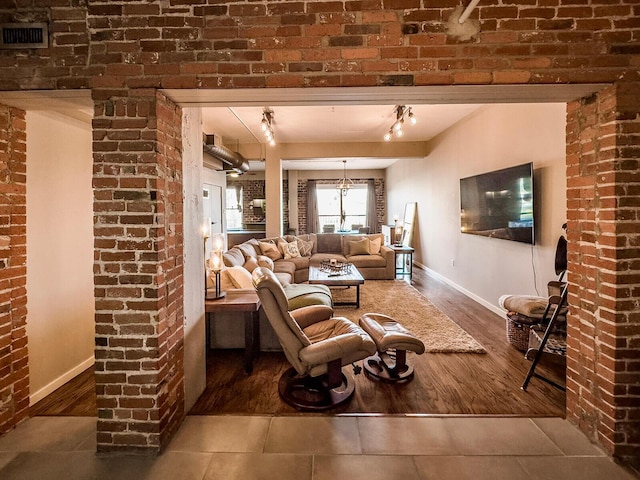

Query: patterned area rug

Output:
[332, 280, 486, 354]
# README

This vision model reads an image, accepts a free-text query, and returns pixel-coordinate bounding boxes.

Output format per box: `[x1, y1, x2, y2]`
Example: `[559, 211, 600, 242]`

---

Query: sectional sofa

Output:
[221, 232, 395, 284]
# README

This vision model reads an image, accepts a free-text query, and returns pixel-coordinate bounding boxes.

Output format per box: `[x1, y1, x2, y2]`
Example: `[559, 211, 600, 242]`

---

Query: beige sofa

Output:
[222, 232, 395, 283]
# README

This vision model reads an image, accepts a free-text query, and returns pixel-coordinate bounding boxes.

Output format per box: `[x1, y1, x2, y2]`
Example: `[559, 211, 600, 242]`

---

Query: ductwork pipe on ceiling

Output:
[202, 136, 250, 175]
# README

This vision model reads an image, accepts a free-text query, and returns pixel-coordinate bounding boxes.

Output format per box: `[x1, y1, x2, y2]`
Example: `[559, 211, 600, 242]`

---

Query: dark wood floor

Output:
[32, 267, 566, 417]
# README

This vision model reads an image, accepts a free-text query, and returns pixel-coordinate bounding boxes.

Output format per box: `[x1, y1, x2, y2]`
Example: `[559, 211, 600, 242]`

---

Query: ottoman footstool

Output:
[359, 313, 426, 383]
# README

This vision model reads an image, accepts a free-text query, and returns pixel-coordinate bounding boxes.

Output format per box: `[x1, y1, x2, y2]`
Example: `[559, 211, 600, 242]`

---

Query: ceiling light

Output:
[408, 109, 417, 125]
[261, 110, 276, 147]
[384, 105, 416, 142]
[337, 159, 354, 196]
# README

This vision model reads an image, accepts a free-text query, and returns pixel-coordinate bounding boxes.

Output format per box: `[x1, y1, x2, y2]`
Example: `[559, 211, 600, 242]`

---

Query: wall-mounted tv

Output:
[460, 162, 534, 244]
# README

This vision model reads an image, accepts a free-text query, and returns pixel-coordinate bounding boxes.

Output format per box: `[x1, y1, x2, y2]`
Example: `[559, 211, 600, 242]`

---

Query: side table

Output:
[390, 245, 414, 281]
[205, 291, 261, 374]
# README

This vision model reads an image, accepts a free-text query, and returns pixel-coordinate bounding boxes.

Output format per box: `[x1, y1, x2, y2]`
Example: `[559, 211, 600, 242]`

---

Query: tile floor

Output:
[0, 415, 637, 480]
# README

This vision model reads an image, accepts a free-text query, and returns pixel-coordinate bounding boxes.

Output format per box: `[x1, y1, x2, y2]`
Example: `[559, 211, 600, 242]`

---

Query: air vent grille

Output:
[0, 23, 48, 49]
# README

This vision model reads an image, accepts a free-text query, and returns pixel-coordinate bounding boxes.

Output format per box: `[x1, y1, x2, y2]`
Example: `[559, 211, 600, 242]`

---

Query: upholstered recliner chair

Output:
[252, 267, 376, 411]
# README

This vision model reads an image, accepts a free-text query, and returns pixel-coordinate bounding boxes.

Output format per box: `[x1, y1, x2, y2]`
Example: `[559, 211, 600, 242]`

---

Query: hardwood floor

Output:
[32, 267, 566, 417]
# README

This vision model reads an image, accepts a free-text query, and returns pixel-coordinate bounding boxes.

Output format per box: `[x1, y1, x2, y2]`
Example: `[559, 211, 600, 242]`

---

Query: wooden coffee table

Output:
[308, 264, 365, 308]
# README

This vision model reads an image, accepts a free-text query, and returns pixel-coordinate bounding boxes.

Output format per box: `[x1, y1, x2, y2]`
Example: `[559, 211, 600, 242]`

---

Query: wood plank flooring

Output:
[32, 267, 565, 417]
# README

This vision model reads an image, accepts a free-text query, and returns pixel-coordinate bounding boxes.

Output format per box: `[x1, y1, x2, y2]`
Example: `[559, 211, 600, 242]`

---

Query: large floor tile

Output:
[414, 456, 532, 480]
[0, 417, 96, 453]
[313, 454, 423, 480]
[0, 452, 18, 470]
[358, 416, 460, 455]
[0, 451, 97, 480]
[94, 451, 213, 480]
[167, 416, 270, 453]
[518, 456, 638, 480]
[203, 452, 312, 480]
[531, 417, 605, 456]
[444, 417, 564, 456]
[0, 450, 214, 480]
[264, 417, 361, 454]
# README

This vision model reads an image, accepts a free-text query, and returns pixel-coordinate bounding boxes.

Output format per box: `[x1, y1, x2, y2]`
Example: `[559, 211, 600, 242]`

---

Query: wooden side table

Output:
[390, 245, 414, 281]
[205, 290, 261, 374]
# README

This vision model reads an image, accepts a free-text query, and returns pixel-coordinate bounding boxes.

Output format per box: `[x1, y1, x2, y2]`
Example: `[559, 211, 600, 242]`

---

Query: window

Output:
[316, 184, 368, 231]
[225, 186, 243, 230]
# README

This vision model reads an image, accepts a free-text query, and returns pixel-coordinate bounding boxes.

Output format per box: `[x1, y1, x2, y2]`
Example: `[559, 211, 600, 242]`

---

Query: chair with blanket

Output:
[499, 224, 569, 391]
[252, 267, 376, 410]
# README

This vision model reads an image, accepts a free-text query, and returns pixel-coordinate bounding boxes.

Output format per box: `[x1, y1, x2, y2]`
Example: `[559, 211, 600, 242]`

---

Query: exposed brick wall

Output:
[0, 104, 29, 436]
[228, 177, 289, 229]
[0, 1, 90, 90]
[565, 82, 640, 460]
[1, 2, 640, 90]
[92, 91, 185, 453]
[0, 0, 639, 459]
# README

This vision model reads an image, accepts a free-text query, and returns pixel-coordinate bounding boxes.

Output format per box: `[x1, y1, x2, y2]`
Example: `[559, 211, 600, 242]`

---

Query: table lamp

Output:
[207, 233, 226, 300]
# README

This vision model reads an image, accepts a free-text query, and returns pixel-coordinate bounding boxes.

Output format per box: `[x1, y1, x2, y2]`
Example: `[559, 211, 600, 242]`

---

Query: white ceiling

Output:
[201, 103, 483, 170]
[202, 104, 482, 145]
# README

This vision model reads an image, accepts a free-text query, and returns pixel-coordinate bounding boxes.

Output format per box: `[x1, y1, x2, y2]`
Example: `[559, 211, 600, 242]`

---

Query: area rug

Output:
[332, 280, 486, 354]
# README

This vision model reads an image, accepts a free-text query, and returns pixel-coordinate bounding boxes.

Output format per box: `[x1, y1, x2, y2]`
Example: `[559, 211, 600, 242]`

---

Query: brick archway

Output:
[0, 0, 638, 461]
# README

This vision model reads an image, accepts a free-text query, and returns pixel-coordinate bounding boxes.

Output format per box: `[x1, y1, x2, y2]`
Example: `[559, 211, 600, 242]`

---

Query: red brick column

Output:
[0, 104, 30, 435]
[93, 91, 184, 453]
[565, 82, 640, 460]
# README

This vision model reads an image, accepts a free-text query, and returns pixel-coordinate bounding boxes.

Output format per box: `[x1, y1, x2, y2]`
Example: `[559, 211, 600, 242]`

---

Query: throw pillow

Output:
[257, 255, 274, 271]
[225, 265, 254, 289]
[295, 237, 313, 257]
[258, 241, 282, 261]
[279, 240, 301, 259]
[349, 238, 371, 256]
[370, 236, 382, 255]
[243, 256, 259, 273]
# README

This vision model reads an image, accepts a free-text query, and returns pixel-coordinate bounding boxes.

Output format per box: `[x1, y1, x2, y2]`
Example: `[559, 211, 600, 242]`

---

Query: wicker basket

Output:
[505, 313, 537, 351]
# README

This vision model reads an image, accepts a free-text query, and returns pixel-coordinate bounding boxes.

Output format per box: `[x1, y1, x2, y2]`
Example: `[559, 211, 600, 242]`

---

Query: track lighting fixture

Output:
[261, 109, 276, 147]
[384, 105, 417, 142]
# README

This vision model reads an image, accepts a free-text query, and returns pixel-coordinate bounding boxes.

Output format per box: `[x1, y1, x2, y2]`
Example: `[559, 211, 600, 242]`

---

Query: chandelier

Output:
[260, 109, 276, 146]
[337, 159, 354, 196]
[383, 105, 416, 142]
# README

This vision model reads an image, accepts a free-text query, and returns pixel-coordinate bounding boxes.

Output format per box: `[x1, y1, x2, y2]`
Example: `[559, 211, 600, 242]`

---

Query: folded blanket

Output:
[498, 295, 550, 319]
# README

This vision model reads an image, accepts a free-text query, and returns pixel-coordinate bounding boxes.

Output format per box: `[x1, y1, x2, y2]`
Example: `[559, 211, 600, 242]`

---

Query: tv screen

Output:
[460, 162, 534, 244]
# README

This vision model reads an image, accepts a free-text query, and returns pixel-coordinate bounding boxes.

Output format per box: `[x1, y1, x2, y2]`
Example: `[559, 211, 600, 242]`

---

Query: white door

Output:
[203, 183, 224, 257]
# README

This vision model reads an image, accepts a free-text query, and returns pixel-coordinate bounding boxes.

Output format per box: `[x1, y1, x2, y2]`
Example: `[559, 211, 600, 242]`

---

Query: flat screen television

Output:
[460, 162, 534, 244]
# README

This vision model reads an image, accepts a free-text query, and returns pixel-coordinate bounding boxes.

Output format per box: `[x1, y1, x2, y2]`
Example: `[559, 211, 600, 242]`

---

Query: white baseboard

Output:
[413, 261, 505, 318]
[29, 356, 95, 406]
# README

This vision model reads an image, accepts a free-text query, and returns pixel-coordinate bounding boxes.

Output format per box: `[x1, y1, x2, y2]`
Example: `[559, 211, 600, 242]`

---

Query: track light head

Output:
[261, 109, 276, 147]
[384, 105, 417, 142]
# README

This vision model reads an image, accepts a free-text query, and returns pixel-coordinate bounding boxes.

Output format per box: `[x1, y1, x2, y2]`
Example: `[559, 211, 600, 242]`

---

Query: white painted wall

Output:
[26, 111, 95, 404]
[182, 108, 229, 411]
[181, 108, 207, 411]
[386, 103, 567, 314]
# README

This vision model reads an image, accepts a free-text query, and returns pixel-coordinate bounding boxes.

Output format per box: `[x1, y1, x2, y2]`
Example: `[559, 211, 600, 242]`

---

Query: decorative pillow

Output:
[296, 237, 313, 257]
[369, 237, 382, 255]
[243, 256, 259, 273]
[349, 238, 371, 256]
[257, 255, 274, 271]
[279, 240, 301, 259]
[258, 241, 282, 261]
[225, 265, 254, 289]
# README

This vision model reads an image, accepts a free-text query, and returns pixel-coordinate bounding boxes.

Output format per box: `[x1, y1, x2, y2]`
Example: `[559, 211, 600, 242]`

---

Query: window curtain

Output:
[306, 180, 319, 234]
[234, 185, 242, 211]
[366, 179, 377, 233]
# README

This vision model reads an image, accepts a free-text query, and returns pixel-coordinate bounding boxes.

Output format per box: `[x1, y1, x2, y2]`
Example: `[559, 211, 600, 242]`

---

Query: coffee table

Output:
[308, 264, 365, 308]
